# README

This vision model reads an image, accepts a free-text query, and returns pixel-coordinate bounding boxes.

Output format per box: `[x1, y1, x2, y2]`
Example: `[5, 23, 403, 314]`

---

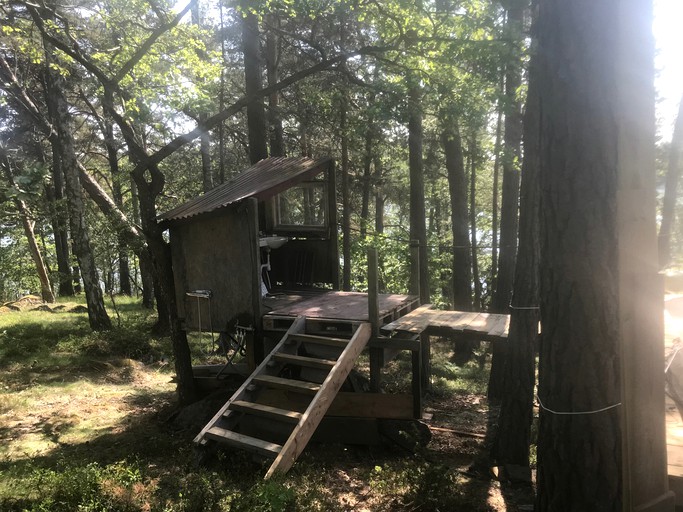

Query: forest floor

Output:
[0, 295, 535, 511]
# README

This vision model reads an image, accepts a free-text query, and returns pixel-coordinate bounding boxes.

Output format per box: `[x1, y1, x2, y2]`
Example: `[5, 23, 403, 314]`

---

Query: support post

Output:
[409, 239, 420, 300]
[368, 246, 382, 392]
[412, 346, 422, 418]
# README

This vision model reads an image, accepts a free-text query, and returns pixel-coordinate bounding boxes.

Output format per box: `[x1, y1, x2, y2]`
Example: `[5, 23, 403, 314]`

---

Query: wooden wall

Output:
[170, 198, 261, 332]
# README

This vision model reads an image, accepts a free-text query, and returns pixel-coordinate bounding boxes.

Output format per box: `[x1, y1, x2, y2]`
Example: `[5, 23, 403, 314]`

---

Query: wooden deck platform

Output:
[381, 305, 510, 341]
[262, 290, 420, 331]
[666, 398, 683, 505]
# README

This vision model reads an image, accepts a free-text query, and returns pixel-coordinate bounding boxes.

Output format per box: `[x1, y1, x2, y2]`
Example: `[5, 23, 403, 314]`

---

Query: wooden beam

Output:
[228, 400, 302, 424]
[204, 427, 282, 457]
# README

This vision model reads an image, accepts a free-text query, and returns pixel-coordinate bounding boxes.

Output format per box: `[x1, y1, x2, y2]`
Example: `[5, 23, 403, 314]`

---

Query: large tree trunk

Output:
[408, 80, 429, 304]
[241, 2, 268, 164]
[492, 45, 540, 473]
[488, 0, 525, 402]
[45, 58, 111, 330]
[658, 97, 683, 268]
[534, 0, 670, 509]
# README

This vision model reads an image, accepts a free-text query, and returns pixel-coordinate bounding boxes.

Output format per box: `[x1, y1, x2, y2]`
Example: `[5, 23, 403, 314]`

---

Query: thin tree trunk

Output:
[408, 79, 430, 304]
[443, 120, 472, 311]
[266, 13, 285, 157]
[241, 2, 268, 164]
[48, 142, 74, 296]
[103, 111, 132, 296]
[492, 43, 540, 472]
[658, 97, 683, 268]
[469, 138, 482, 309]
[488, 1, 525, 402]
[491, 88, 504, 287]
[360, 94, 377, 238]
[1, 156, 55, 303]
[341, 92, 352, 290]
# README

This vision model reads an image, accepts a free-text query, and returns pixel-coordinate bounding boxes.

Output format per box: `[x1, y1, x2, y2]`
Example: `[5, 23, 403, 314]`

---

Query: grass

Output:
[0, 296, 533, 511]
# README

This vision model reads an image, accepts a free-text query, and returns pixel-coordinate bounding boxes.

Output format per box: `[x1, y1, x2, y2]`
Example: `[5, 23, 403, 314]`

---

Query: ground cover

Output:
[0, 296, 534, 511]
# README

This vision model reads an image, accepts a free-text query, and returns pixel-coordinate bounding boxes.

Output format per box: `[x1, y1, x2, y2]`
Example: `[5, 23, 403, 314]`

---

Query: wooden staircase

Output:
[194, 317, 371, 479]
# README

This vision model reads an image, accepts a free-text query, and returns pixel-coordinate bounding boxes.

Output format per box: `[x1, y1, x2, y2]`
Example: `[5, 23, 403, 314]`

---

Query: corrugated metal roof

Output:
[158, 156, 333, 223]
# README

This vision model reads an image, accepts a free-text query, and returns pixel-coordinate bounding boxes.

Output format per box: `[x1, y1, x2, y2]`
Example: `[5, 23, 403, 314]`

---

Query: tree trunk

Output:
[241, 2, 268, 164]
[408, 79, 430, 304]
[492, 45, 540, 471]
[341, 92, 352, 291]
[103, 114, 132, 296]
[658, 97, 683, 268]
[488, 1, 525, 402]
[491, 88, 504, 287]
[360, 94, 377, 239]
[443, 119, 473, 363]
[133, 162, 197, 405]
[192, 5, 213, 193]
[45, 57, 111, 330]
[265, 13, 285, 157]
[469, 138, 482, 309]
[492, 2, 524, 313]
[534, 0, 645, 508]
[1, 157, 55, 303]
[48, 142, 74, 296]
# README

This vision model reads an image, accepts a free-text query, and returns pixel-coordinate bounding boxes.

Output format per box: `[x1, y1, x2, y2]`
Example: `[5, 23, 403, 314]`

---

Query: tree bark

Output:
[492, 45, 540, 470]
[408, 79, 429, 304]
[488, 0, 525, 402]
[192, 4, 213, 193]
[658, 97, 683, 268]
[443, 119, 473, 363]
[241, 2, 268, 164]
[535, 0, 637, 508]
[341, 91, 352, 291]
[265, 13, 285, 157]
[1, 156, 55, 303]
[469, 138, 482, 309]
[44, 55, 111, 330]
[102, 112, 132, 296]
[46, 146, 74, 296]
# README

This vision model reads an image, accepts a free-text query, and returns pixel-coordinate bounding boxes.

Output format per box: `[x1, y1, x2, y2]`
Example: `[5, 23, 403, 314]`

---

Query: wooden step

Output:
[228, 400, 302, 424]
[273, 353, 337, 370]
[253, 375, 321, 394]
[204, 427, 282, 457]
[288, 333, 349, 348]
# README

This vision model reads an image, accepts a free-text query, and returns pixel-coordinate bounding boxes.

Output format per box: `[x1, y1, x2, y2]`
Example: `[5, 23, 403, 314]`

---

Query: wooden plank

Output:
[368, 247, 380, 337]
[488, 314, 510, 338]
[193, 317, 306, 445]
[253, 375, 321, 394]
[381, 304, 434, 334]
[228, 400, 302, 424]
[256, 390, 414, 419]
[204, 427, 282, 457]
[273, 353, 336, 369]
[265, 322, 372, 479]
[289, 333, 349, 347]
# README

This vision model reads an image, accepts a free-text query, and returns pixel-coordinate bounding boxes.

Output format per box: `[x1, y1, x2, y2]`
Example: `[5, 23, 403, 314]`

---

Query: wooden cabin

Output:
[158, 156, 339, 358]
[159, 156, 514, 479]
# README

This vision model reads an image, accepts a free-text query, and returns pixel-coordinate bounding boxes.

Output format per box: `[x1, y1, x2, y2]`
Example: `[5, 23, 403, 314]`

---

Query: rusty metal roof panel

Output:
[158, 156, 332, 223]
